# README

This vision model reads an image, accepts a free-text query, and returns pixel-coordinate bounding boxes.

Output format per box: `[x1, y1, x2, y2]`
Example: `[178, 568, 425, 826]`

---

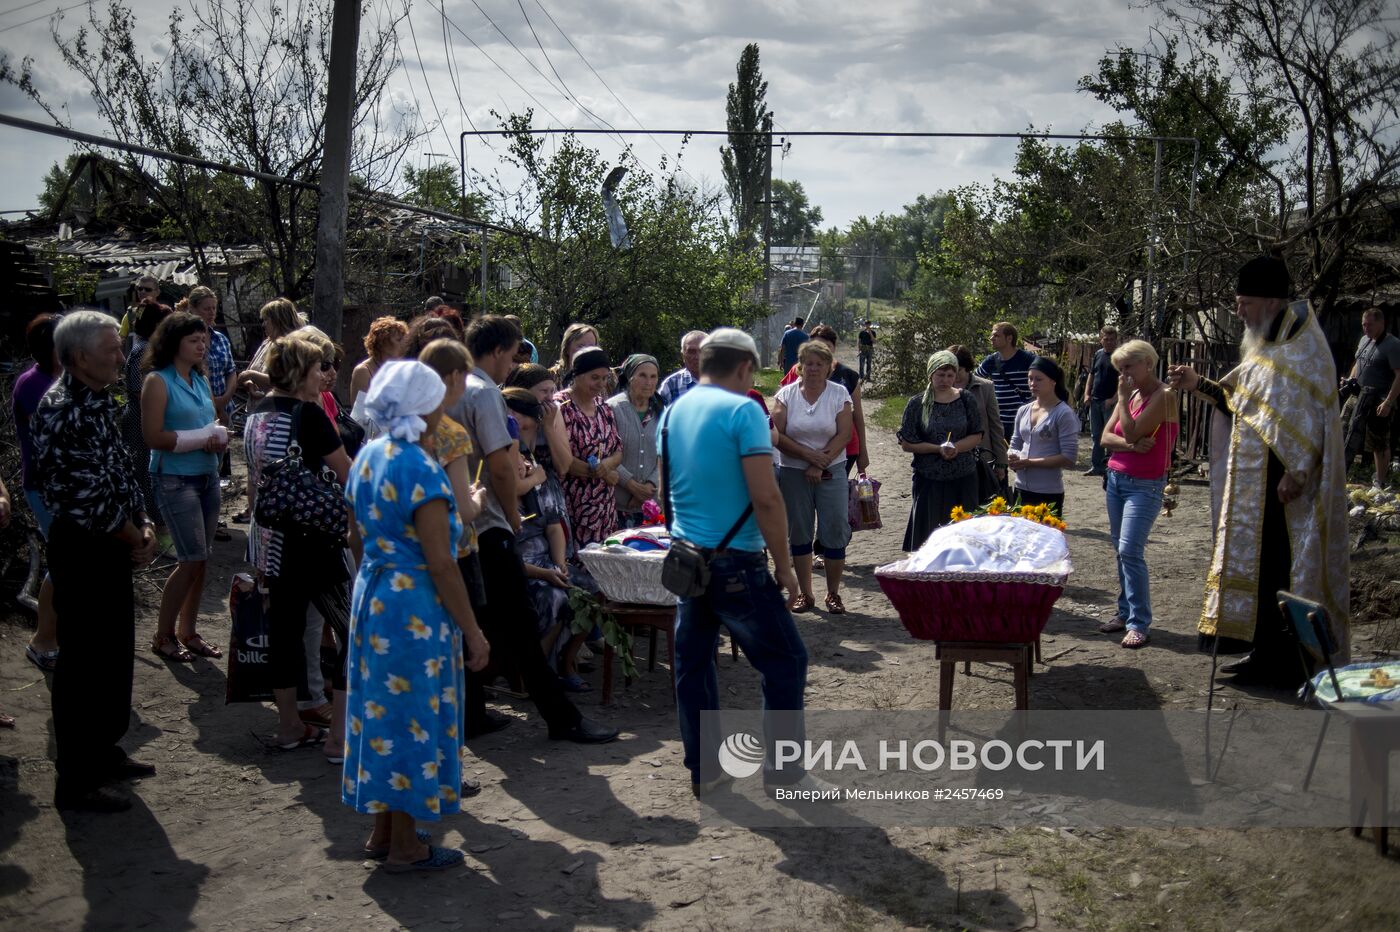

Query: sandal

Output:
[824, 593, 846, 615]
[383, 845, 465, 874]
[151, 633, 195, 663]
[25, 643, 59, 672]
[299, 703, 334, 728]
[0, 713, 14, 729]
[276, 725, 328, 751]
[790, 594, 815, 614]
[559, 674, 592, 693]
[364, 828, 431, 861]
[1120, 630, 1150, 649]
[179, 634, 223, 659]
[1097, 617, 1126, 634]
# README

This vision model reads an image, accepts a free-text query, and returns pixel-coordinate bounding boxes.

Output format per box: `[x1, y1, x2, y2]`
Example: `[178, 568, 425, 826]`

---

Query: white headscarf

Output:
[362, 360, 446, 443]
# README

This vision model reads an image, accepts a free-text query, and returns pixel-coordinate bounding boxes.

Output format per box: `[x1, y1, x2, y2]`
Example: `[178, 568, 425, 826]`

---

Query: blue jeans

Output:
[675, 550, 808, 785]
[1105, 470, 1165, 633]
[1088, 399, 1111, 473]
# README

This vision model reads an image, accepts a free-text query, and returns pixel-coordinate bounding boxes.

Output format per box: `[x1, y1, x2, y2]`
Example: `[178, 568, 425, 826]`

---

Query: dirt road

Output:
[1, 391, 1396, 931]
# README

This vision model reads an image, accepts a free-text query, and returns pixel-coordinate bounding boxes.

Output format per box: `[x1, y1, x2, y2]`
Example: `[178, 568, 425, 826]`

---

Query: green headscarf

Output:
[922, 350, 960, 427]
[619, 353, 663, 418]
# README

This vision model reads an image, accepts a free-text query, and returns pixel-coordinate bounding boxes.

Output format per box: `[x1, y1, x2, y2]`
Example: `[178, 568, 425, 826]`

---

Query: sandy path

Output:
[1, 384, 1396, 930]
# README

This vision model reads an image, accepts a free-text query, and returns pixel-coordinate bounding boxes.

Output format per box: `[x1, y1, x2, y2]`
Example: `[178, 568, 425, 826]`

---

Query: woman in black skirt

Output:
[898, 350, 984, 551]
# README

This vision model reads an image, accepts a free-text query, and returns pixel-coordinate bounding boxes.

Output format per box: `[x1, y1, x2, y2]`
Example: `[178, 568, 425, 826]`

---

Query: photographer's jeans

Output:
[675, 550, 808, 785]
[1105, 470, 1166, 633]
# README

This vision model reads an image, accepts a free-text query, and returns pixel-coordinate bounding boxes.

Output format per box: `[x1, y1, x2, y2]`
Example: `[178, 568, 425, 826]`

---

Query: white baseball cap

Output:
[700, 327, 759, 362]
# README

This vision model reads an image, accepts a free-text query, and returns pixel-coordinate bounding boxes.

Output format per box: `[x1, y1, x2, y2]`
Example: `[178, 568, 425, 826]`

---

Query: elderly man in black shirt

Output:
[32, 310, 159, 812]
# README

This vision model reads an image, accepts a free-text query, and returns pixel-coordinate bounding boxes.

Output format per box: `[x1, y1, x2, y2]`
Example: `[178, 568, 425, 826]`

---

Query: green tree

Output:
[719, 43, 772, 249]
[5, 0, 422, 299]
[769, 179, 823, 244]
[402, 163, 488, 219]
[1142, 0, 1400, 319]
[484, 113, 764, 372]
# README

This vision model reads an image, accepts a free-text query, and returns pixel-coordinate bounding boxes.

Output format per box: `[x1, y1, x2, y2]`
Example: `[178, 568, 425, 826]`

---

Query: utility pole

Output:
[310, 0, 361, 343]
[866, 237, 876, 323]
[760, 119, 774, 366]
[1142, 138, 1163, 340]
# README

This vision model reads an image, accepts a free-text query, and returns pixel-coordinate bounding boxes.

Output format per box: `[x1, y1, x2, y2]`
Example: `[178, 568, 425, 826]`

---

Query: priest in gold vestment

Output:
[1168, 256, 1350, 689]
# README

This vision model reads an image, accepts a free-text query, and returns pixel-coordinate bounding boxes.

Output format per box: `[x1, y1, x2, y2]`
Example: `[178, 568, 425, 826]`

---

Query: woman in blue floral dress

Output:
[342, 361, 490, 873]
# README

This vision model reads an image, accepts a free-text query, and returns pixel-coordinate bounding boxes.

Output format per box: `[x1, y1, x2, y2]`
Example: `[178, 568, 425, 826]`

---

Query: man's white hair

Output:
[55, 309, 119, 366]
[681, 330, 706, 348]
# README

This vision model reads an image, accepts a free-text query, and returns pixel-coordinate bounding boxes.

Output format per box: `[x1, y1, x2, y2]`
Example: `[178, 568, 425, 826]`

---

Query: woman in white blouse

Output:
[771, 340, 854, 614]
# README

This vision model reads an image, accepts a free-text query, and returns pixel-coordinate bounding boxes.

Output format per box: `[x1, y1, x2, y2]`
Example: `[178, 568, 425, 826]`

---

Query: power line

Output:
[0, 1, 85, 33]
[461, 0, 666, 177]
[435, 1, 495, 153]
[433, 0, 567, 129]
[512, 0, 622, 140]
[0, 0, 50, 20]
[532, 0, 687, 180]
[0, 110, 535, 238]
[401, 14, 460, 173]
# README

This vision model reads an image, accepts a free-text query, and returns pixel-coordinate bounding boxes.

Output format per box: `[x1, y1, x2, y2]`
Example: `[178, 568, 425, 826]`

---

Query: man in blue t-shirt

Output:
[659, 328, 820, 798]
[779, 317, 807, 371]
[975, 321, 1035, 442]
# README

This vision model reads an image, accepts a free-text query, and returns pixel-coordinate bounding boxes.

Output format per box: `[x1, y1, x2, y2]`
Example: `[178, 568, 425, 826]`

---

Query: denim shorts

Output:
[153, 472, 221, 562]
[24, 489, 52, 539]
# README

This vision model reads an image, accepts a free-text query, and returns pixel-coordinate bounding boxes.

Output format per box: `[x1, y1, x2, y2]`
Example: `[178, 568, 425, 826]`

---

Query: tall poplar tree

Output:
[720, 43, 772, 250]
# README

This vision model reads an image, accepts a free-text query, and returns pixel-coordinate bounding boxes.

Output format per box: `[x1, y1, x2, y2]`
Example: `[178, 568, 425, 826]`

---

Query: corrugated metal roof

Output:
[18, 229, 263, 286]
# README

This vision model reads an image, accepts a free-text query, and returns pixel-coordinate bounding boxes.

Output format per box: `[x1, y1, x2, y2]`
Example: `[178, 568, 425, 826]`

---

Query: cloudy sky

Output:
[0, 0, 1161, 229]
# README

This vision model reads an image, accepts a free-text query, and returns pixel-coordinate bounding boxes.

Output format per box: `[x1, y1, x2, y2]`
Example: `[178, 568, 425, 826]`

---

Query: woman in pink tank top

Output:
[1096, 340, 1178, 649]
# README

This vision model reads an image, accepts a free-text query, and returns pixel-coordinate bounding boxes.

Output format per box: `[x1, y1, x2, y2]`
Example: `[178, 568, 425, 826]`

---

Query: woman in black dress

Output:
[898, 351, 984, 551]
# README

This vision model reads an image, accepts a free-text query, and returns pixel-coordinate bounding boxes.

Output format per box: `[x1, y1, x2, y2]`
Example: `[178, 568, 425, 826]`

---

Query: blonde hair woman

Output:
[238, 298, 307, 397]
[771, 340, 854, 614]
[1097, 339, 1177, 650]
[551, 323, 599, 387]
[244, 334, 353, 754]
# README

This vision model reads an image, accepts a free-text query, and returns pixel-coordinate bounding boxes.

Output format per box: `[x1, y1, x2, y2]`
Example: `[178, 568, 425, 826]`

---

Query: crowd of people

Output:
[1, 253, 1377, 866]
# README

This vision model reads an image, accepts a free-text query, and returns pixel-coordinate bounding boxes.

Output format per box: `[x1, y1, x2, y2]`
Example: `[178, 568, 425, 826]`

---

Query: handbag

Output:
[333, 393, 366, 458]
[253, 401, 349, 547]
[225, 574, 274, 704]
[847, 473, 883, 532]
[974, 449, 1001, 505]
[658, 408, 753, 598]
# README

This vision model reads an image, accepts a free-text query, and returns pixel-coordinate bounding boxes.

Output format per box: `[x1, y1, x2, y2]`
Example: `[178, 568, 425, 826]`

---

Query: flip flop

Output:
[276, 725, 328, 751]
[25, 644, 59, 672]
[559, 674, 591, 693]
[382, 845, 465, 873]
[364, 828, 431, 861]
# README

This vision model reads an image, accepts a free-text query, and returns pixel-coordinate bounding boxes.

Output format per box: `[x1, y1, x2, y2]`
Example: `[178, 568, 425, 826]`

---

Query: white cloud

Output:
[0, 0, 1160, 227]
